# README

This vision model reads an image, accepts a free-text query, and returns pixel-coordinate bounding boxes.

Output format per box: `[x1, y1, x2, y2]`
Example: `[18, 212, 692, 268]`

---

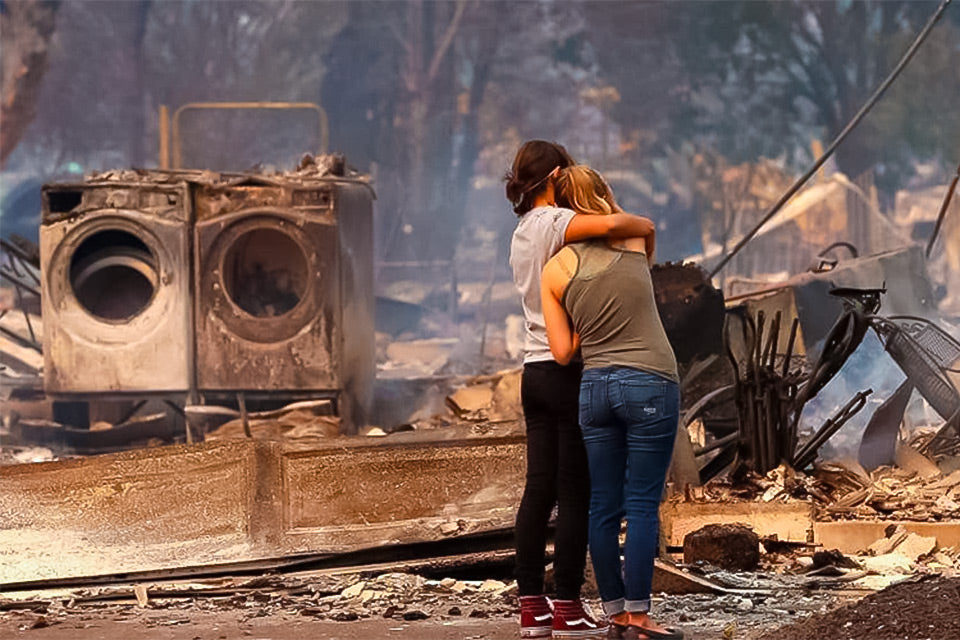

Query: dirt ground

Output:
[0, 584, 846, 640]
[0, 603, 798, 640]
[0, 610, 515, 640]
[756, 574, 960, 640]
[2, 571, 957, 639]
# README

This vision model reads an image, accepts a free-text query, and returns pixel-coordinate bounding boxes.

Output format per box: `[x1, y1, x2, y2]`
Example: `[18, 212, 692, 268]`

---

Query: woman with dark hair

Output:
[506, 141, 655, 639]
[542, 166, 683, 640]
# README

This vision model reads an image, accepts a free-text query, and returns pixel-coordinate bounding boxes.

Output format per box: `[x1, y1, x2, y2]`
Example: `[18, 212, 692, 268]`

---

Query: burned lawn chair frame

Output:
[869, 315, 960, 455]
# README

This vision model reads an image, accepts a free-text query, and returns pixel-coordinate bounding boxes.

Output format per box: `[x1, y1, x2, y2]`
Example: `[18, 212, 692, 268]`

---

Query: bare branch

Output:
[427, 0, 468, 83]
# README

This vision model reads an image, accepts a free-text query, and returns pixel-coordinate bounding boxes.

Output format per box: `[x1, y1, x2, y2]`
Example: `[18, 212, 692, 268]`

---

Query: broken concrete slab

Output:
[813, 520, 960, 554]
[660, 500, 813, 547]
[860, 552, 913, 574]
[867, 524, 909, 556]
[488, 369, 521, 421]
[446, 384, 495, 419]
[892, 532, 937, 561]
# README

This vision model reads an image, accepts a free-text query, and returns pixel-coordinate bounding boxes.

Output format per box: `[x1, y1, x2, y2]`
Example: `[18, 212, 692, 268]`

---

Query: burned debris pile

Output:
[1, 155, 960, 640]
[0, 571, 519, 634]
[756, 574, 960, 640]
[689, 270, 960, 482]
[678, 461, 960, 523]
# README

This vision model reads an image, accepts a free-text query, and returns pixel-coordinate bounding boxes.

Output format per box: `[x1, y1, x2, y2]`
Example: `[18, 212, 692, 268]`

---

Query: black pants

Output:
[515, 360, 591, 599]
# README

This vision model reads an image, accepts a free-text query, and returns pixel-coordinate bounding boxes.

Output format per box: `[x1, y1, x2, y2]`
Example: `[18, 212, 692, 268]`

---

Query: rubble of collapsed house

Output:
[2, 158, 960, 639]
[0, 568, 856, 638]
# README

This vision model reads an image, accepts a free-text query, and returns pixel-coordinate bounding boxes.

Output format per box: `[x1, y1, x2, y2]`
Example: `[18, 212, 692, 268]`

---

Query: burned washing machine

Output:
[191, 172, 375, 429]
[40, 179, 192, 393]
[39, 162, 376, 432]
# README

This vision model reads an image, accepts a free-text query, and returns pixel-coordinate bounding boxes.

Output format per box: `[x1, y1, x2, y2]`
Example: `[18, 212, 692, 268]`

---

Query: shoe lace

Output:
[580, 600, 599, 620]
[556, 599, 600, 622]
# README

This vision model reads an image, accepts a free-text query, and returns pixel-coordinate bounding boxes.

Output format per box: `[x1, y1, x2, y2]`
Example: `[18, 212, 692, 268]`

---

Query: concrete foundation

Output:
[660, 501, 814, 547]
[0, 436, 525, 584]
[7, 444, 960, 586]
[662, 501, 960, 558]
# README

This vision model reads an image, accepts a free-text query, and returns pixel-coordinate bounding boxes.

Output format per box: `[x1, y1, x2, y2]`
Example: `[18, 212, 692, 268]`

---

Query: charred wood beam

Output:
[693, 432, 739, 457]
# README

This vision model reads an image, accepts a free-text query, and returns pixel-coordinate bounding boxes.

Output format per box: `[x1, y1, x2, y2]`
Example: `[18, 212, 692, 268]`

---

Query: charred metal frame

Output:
[697, 284, 960, 481]
[164, 102, 329, 170]
[0, 238, 42, 356]
[698, 288, 880, 479]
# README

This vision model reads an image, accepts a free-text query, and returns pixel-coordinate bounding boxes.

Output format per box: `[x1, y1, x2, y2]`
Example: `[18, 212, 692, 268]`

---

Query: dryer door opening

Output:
[69, 229, 159, 322]
[222, 228, 309, 318]
[195, 210, 339, 390]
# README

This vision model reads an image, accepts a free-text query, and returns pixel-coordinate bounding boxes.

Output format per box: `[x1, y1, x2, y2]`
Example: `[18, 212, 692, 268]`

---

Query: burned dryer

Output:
[40, 181, 192, 393]
[192, 174, 374, 428]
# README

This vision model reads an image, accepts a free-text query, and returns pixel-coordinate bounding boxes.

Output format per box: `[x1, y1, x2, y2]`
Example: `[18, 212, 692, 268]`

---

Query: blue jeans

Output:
[579, 366, 679, 616]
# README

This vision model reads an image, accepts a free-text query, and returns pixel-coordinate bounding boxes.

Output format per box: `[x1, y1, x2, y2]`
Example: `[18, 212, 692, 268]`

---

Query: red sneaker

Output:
[551, 599, 608, 638]
[519, 595, 553, 638]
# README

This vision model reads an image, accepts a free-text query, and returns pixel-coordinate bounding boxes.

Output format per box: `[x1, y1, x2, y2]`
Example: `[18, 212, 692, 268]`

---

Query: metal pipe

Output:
[0, 325, 41, 353]
[172, 102, 329, 169]
[693, 432, 739, 457]
[782, 318, 799, 378]
[793, 389, 873, 469]
[764, 311, 781, 371]
[158, 105, 170, 169]
[15, 286, 36, 344]
[0, 270, 40, 298]
[0, 238, 40, 269]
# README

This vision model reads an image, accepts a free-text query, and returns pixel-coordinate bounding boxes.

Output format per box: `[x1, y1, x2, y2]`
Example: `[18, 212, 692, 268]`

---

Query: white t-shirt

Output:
[509, 205, 576, 363]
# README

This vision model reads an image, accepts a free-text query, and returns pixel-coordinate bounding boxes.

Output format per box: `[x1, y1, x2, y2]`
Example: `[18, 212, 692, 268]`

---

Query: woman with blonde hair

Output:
[542, 166, 683, 640]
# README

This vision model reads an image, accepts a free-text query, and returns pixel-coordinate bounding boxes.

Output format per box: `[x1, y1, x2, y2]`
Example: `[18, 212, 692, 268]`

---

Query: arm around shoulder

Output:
[564, 212, 655, 243]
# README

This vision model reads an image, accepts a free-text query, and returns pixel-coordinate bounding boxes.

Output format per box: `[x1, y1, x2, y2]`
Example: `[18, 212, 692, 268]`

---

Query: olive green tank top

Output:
[561, 241, 678, 382]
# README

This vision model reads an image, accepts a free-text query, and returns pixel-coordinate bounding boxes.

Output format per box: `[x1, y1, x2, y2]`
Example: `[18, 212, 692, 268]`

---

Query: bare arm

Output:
[541, 256, 579, 365]
[617, 233, 656, 266]
[564, 212, 655, 244]
[644, 228, 656, 266]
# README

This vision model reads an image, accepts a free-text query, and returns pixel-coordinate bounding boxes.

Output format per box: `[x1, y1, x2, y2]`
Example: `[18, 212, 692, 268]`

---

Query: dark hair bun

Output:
[504, 140, 575, 216]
